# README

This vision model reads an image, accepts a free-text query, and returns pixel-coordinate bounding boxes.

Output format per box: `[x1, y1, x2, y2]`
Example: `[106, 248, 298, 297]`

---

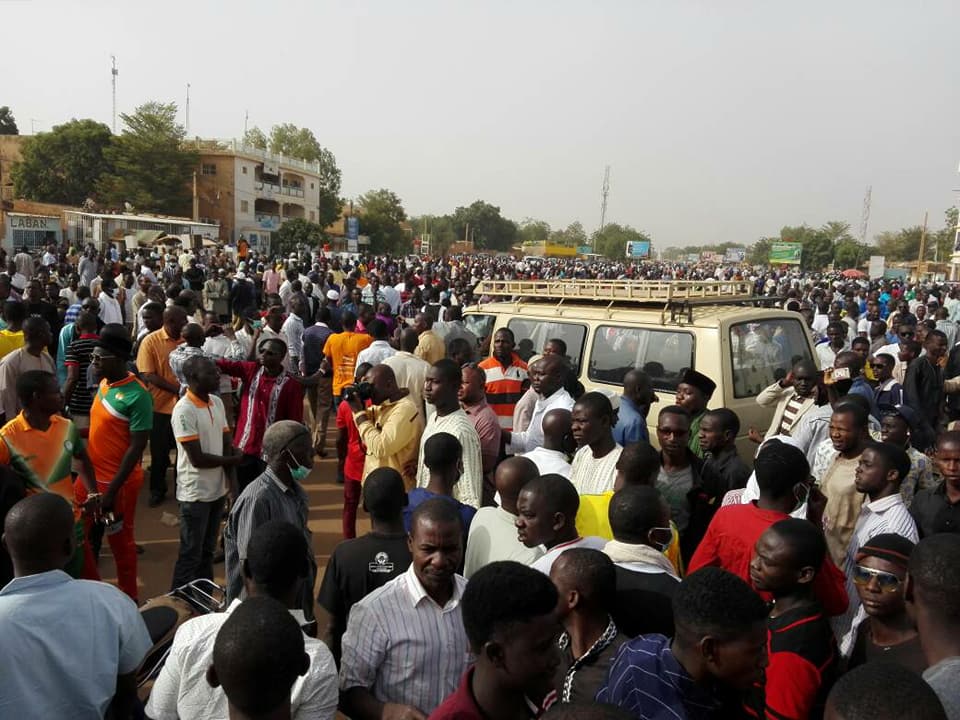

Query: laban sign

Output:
[9, 215, 57, 230]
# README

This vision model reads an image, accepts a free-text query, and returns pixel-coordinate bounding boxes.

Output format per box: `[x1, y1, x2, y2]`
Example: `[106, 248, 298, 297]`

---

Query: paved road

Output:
[96, 451, 366, 618]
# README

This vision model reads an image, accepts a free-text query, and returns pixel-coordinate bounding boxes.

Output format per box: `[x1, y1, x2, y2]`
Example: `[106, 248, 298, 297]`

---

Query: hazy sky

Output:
[5, 1, 959, 247]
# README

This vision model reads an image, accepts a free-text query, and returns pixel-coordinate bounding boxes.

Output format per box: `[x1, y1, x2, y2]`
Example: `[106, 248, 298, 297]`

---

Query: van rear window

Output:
[730, 318, 814, 398]
[506, 319, 586, 372]
[588, 326, 694, 391]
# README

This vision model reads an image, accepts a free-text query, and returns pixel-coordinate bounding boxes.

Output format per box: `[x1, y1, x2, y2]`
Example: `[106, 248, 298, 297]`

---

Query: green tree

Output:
[12, 119, 114, 205]
[410, 214, 459, 256]
[834, 239, 869, 269]
[590, 223, 653, 259]
[748, 237, 774, 265]
[266, 124, 342, 230]
[874, 227, 925, 263]
[268, 124, 323, 161]
[358, 189, 408, 254]
[934, 207, 959, 263]
[517, 218, 551, 246]
[242, 126, 267, 150]
[451, 201, 518, 251]
[548, 221, 588, 248]
[97, 102, 198, 215]
[0, 106, 17, 135]
[780, 225, 834, 271]
[274, 217, 324, 256]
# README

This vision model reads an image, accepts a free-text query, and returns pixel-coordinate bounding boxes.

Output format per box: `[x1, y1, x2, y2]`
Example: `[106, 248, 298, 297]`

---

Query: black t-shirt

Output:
[316, 531, 412, 661]
[611, 565, 679, 638]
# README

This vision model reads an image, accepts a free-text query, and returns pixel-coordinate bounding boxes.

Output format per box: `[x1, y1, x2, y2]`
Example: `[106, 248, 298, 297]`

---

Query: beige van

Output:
[463, 279, 818, 461]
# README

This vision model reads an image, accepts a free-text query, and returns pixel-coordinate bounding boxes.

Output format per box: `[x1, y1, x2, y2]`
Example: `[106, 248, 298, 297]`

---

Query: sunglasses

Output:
[852, 564, 902, 593]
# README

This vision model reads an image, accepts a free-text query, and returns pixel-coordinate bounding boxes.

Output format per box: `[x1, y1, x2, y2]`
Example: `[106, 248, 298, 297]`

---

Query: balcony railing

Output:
[254, 181, 281, 194]
[281, 186, 305, 198]
[192, 138, 325, 174]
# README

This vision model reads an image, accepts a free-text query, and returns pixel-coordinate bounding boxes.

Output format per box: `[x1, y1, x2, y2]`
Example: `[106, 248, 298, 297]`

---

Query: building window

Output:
[201, 163, 217, 176]
[240, 200, 249, 213]
[309, 210, 315, 221]
[242, 166, 248, 174]
[310, 182, 315, 189]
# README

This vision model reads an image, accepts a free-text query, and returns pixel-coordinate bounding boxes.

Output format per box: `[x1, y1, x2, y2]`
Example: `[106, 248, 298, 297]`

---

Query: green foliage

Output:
[874, 227, 925, 263]
[263, 123, 342, 230]
[748, 238, 774, 265]
[517, 218, 551, 245]
[97, 102, 197, 215]
[268, 124, 323, 162]
[274, 218, 324, 257]
[0, 106, 17, 135]
[243, 126, 267, 149]
[451, 201, 518, 251]
[590, 223, 652, 259]
[549, 221, 587, 248]
[834, 239, 870, 269]
[358, 189, 408, 254]
[409, 214, 460, 256]
[12, 119, 113, 205]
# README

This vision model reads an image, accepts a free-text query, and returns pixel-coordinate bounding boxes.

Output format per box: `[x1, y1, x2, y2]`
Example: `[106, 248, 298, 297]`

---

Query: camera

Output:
[342, 382, 373, 403]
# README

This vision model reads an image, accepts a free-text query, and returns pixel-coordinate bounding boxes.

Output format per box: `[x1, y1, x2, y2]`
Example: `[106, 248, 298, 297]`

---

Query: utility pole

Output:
[599, 165, 610, 236]
[916, 210, 929, 281]
[244, 110, 249, 138]
[111, 55, 118, 133]
[185, 83, 191, 136]
[858, 185, 872, 245]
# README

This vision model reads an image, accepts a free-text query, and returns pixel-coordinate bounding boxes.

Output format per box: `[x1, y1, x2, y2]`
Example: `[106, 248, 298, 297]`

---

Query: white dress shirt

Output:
[357, 339, 397, 367]
[146, 599, 338, 720]
[507, 387, 575, 454]
[570, 444, 623, 495]
[382, 351, 431, 414]
[339, 565, 471, 715]
[520, 447, 572, 479]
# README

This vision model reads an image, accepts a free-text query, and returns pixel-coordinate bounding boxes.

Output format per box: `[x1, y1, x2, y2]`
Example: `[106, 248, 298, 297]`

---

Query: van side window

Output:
[730, 318, 814, 398]
[506, 319, 586, 372]
[588, 326, 694, 391]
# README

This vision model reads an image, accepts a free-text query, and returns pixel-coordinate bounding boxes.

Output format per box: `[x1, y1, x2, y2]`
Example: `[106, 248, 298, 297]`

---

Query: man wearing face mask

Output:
[224, 420, 317, 625]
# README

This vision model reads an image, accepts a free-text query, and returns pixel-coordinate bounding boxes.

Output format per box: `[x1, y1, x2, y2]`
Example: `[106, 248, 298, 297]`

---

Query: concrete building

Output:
[192, 139, 329, 254]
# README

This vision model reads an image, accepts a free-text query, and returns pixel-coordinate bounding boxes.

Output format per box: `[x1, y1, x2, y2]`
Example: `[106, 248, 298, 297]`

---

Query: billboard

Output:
[346, 216, 359, 241]
[686, 253, 700, 262]
[769, 242, 802, 265]
[626, 240, 651, 258]
[868, 255, 885, 280]
[724, 248, 746, 263]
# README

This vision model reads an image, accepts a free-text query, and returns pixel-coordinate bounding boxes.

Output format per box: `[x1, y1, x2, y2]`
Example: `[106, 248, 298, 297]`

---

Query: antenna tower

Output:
[599, 165, 611, 234]
[111, 55, 118, 133]
[858, 185, 872, 245]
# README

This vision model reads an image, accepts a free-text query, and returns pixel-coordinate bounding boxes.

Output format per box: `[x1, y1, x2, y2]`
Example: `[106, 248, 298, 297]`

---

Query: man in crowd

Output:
[137, 305, 187, 506]
[351, 363, 424, 489]
[416, 359, 484, 509]
[218, 337, 304, 491]
[873, 352, 904, 408]
[613, 368, 656, 445]
[0, 494, 152, 719]
[597, 567, 768, 717]
[281, 293, 308, 373]
[169, 356, 242, 589]
[904, 329, 948, 451]
[518, 473, 605, 575]
[340, 499, 470, 719]
[655, 405, 702, 551]
[911, 430, 960, 538]
[405, 432, 476, 538]
[551, 548, 628, 704]
[0, 316, 54, 424]
[826, 662, 948, 720]
[383, 327, 431, 415]
[430, 560, 560, 720]
[317, 468, 412, 663]
[675, 369, 715, 458]
[224, 420, 316, 625]
[479, 327, 529, 430]
[569, 392, 622, 495]
[751, 519, 838, 719]
[464, 456, 543, 577]
[301, 305, 335, 457]
[459, 362, 503, 505]
[356, 318, 395, 367]
[754, 359, 819, 441]
[413, 311, 445, 365]
[504, 354, 575, 455]
[147, 520, 338, 720]
[819, 321, 850, 369]
[324, 310, 373, 404]
[63, 309, 99, 429]
[80, 324, 153, 602]
[521, 407, 574, 478]
[906, 534, 960, 718]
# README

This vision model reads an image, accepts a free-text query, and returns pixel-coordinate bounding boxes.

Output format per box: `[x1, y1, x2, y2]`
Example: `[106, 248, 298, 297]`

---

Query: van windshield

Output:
[730, 318, 814, 398]
[506, 319, 586, 371]
[588, 326, 694, 391]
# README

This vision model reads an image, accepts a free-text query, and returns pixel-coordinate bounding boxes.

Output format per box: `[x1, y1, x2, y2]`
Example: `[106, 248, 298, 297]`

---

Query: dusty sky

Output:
[4, 0, 959, 246]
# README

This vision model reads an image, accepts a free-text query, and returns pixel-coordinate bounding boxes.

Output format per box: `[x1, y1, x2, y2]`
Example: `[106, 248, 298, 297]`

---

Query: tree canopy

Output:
[12, 119, 114, 205]
[358, 189, 408, 254]
[590, 223, 652, 259]
[0, 106, 17, 135]
[96, 102, 198, 216]
[451, 201, 518, 252]
[274, 217, 324, 257]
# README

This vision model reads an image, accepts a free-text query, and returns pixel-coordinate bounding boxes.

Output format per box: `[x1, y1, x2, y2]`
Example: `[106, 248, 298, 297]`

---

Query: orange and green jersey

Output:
[88, 373, 153, 487]
[0, 413, 81, 518]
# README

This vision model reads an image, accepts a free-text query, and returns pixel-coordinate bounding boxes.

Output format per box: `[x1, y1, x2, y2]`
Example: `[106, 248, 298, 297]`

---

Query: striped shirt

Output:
[777, 393, 807, 435]
[479, 354, 528, 430]
[833, 493, 919, 657]
[339, 565, 470, 715]
[570, 444, 623, 495]
[223, 468, 315, 618]
[415, 409, 484, 509]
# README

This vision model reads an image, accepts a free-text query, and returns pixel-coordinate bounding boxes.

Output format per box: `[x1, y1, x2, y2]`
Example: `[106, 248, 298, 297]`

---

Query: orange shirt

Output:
[136, 328, 184, 414]
[0, 413, 81, 518]
[325, 331, 374, 396]
[87, 373, 154, 487]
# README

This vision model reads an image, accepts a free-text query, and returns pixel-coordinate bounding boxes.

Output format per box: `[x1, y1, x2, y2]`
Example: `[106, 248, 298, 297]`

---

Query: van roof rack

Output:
[472, 279, 761, 325]
[473, 279, 755, 304]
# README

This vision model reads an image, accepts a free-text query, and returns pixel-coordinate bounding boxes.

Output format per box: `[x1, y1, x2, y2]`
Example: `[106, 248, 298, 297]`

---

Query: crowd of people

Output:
[1, 241, 960, 719]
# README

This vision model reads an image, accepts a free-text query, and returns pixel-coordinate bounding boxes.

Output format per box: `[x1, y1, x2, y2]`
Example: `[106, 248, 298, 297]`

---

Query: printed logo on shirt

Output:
[369, 551, 394, 573]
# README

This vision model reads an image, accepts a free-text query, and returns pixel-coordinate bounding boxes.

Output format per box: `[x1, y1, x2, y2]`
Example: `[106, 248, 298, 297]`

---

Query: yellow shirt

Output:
[356, 395, 424, 490]
[576, 491, 685, 576]
[414, 330, 445, 365]
[0, 329, 24, 360]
